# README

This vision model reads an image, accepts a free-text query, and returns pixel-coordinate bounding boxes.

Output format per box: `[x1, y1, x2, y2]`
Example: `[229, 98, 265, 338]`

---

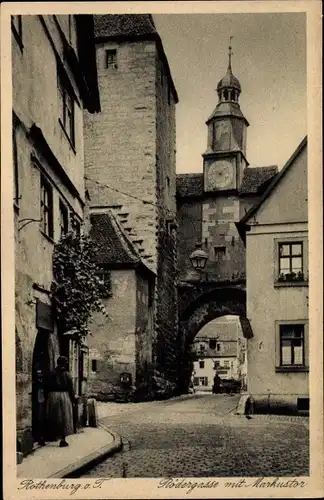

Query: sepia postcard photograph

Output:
[1, 1, 323, 499]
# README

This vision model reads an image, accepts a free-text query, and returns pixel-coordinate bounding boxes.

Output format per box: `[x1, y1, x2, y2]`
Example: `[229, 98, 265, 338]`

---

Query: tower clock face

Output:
[207, 159, 235, 190]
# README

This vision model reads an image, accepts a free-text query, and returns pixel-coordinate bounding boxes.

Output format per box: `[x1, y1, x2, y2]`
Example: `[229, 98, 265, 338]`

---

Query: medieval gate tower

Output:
[176, 42, 278, 390]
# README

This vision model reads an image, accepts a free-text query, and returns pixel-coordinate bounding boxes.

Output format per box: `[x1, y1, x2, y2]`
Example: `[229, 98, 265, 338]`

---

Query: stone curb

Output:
[50, 427, 123, 478]
[235, 393, 253, 415]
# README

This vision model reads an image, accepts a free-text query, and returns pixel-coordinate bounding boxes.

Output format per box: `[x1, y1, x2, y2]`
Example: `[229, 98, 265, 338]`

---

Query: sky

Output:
[153, 13, 307, 174]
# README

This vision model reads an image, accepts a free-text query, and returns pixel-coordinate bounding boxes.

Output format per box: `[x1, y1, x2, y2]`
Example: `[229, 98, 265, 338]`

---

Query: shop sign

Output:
[36, 300, 53, 331]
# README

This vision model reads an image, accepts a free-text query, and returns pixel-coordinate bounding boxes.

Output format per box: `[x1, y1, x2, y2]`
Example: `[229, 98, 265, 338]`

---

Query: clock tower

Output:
[203, 40, 249, 192]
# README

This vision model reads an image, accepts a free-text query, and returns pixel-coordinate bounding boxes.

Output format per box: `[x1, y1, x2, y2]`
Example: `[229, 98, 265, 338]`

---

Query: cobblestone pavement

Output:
[81, 394, 309, 478]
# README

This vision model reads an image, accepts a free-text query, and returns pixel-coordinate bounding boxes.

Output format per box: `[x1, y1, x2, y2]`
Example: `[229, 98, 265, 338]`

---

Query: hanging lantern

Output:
[189, 241, 209, 270]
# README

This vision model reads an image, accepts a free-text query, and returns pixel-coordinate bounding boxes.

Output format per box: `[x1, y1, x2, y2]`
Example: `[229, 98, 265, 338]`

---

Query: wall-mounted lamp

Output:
[189, 241, 208, 271]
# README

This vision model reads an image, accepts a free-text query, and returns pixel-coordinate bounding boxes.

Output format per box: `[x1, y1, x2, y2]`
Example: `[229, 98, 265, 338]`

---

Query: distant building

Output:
[87, 211, 155, 400]
[84, 14, 179, 397]
[13, 15, 100, 454]
[191, 317, 246, 391]
[237, 137, 308, 412]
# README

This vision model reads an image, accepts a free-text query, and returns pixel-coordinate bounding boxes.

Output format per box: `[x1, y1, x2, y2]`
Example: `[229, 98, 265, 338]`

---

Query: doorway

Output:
[31, 329, 50, 443]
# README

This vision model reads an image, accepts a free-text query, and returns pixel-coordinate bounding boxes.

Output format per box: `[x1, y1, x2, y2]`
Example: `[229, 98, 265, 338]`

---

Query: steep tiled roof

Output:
[176, 174, 204, 198]
[94, 14, 157, 39]
[239, 166, 278, 195]
[90, 212, 140, 266]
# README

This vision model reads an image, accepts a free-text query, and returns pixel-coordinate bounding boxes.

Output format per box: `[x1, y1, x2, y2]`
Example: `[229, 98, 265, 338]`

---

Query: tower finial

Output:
[228, 36, 233, 70]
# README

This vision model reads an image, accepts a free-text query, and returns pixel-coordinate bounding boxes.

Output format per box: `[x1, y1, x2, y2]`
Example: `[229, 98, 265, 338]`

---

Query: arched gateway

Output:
[177, 286, 251, 393]
[180, 286, 246, 345]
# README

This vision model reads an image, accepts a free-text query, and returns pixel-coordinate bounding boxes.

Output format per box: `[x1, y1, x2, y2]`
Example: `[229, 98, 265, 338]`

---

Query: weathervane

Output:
[228, 36, 233, 69]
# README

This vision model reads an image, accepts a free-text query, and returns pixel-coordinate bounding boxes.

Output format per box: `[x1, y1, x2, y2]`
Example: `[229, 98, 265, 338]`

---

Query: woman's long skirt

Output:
[46, 391, 74, 441]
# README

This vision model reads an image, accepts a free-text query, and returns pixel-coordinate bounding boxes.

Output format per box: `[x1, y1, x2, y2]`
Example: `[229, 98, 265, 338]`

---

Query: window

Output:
[193, 377, 199, 386]
[12, 124, 19, 207]
[73, 219, 81, 238]
[58, 73, 75, 147]
[40, 175, 53, 238]
[91, 359, 97, 372]
[199, 344, 205, 352]
[214, 246, 226, 261]
[59, 201, 69, 236]
[280, 324, 304, 366]
[214, 360, 220, 369]
[199, 360, 205, 369]
[105, 49, 117, 69]
[279, 242, 303, 279]
[12, 15, 23, 50]
[199, 377, 208, 386]
[96, 269, 112, 298]
[224, 360, 229, 368]
[209, 339, 217, 350]
[216, 343, 221, 351]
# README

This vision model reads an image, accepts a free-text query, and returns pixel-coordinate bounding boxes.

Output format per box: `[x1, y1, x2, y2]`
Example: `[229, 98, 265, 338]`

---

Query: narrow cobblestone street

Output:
[81, 394, 309, 478]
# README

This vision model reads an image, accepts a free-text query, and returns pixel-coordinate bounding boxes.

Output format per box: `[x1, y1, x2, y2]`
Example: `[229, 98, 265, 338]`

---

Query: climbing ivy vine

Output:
[51, 229, 110, 341]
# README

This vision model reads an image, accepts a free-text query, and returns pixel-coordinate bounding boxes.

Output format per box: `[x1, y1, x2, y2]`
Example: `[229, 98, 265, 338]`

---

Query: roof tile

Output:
[239, 166, 278, 194]
[94, 14, 157, 39]
[176, 174, 204, 198]
[90, 212, 140, 266]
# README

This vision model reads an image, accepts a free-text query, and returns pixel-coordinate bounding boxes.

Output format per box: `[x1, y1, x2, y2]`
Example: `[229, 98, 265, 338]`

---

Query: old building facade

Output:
[12, 14, 100, 454]
[176, 48, 277, 390]
[83, 15, 179, 396]
[191, 316, 247, 391]
[87, 211, 155, 400]
[237, 137, 309, 413]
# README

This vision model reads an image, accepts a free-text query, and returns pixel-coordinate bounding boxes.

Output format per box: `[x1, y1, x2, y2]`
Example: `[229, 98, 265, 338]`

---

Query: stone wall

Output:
[84, 37, 179, 396]
[13, 15, 87, 453]
[135, 272, 154, 397]
[202, 195, 245, 281]
[154, 51, 178, 393]
[84, 40, 158, 272]
[87, 269, 137, 398]
[177, 200, 202, 281]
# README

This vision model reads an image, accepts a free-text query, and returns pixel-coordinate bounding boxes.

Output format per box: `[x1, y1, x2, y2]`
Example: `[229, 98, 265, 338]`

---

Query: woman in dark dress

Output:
[45, 356, 75, 447]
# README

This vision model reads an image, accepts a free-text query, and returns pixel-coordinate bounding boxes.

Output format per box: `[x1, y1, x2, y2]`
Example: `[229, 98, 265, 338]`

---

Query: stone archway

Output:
[177, 287, 247, 393]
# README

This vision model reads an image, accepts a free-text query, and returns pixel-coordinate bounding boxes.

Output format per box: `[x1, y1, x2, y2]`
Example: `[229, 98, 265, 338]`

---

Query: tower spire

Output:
[228, 36, 233, 70]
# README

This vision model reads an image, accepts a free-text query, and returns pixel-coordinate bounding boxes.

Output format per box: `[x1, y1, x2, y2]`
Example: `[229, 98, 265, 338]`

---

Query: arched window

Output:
[224, 90, 228, 101]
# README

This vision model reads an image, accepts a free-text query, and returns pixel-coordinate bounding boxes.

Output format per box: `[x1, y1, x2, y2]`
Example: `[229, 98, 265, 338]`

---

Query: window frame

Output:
[214, 245, 226, 262]
[96, 268, 112, 298]
[199, 376, 208, 386]
[274, 236, 308, 287]
[40, 174, 54, 239]
[275, 320, 308, 372]
[59, 200, 69, 237]
[199, 360, 205, 369]
[91, 359, 97, 373]
[105, 49, 117, 69]
[57, 70, 76, 149]
[209, 339, 217, 350]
